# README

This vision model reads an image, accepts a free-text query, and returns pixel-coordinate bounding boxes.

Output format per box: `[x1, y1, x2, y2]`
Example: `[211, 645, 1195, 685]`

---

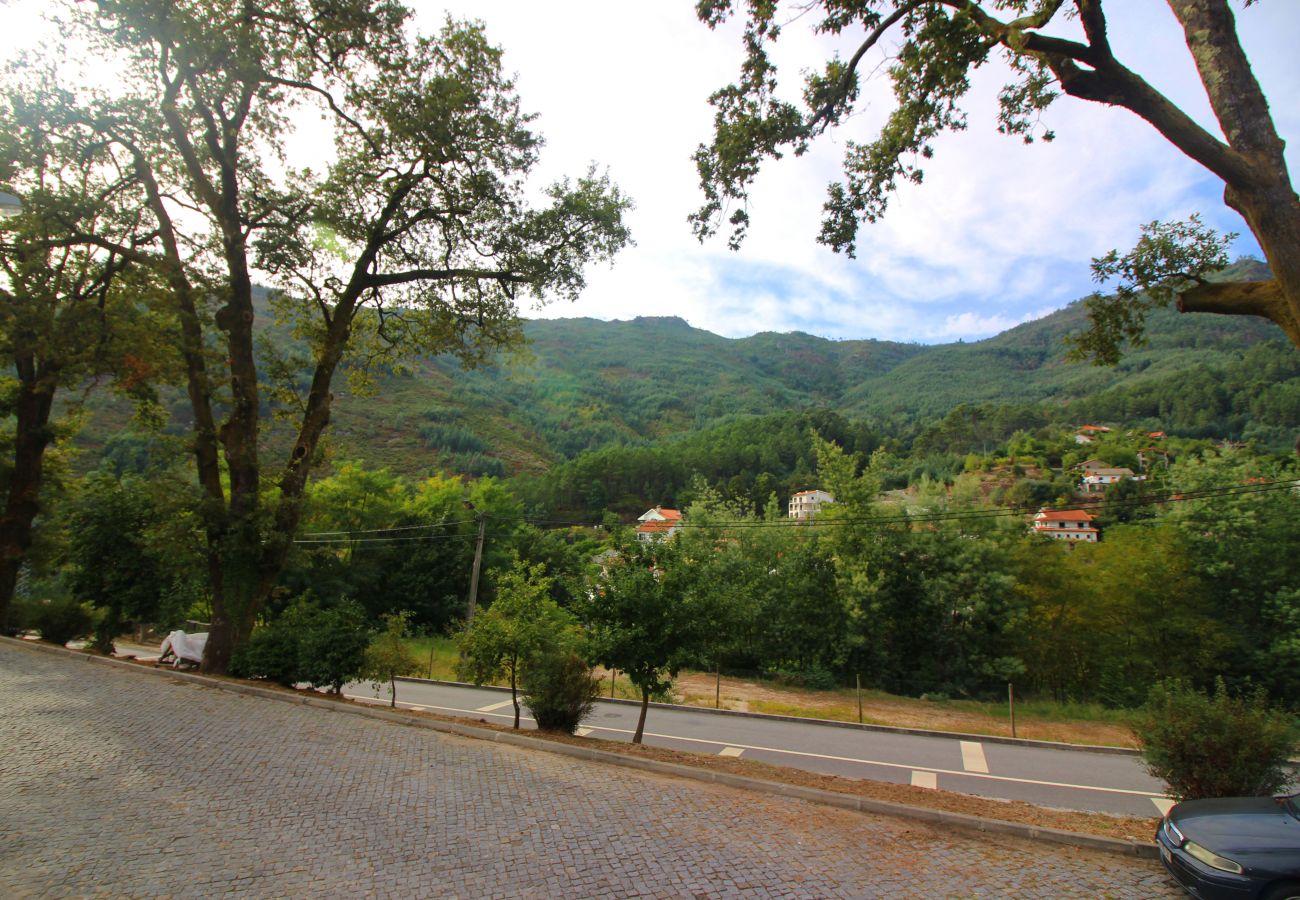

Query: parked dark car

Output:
[1157, 795, 1300, 900]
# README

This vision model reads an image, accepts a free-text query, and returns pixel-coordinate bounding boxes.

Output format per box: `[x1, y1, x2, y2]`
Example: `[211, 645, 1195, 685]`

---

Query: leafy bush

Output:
[1134, 677, 1297, 800]
[297, 600, 371, 694]
[231, 625, 302, 687]
[27, 595, 98, 645]
[231, 598, 371, 692]
[523, 651, 601, 733]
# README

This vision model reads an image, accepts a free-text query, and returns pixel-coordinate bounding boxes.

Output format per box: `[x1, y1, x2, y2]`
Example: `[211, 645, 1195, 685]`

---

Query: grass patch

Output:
[402, 635, 460, 681]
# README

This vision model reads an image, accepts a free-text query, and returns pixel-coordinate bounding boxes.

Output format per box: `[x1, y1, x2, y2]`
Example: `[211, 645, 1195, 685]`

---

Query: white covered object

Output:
[160, 630, 208, 665]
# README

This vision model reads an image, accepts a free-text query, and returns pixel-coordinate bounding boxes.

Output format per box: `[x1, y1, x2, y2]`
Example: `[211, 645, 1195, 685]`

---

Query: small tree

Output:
[582, 538, 701, 744]
[1134, 677, 1297, 801]
[522, 650, 601, 734]
[364, 611, 420, 708]
[456, 558, 573, 729]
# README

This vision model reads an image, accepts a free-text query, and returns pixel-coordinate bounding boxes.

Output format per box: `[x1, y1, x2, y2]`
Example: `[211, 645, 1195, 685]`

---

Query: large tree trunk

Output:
[0, 364, 55, 631]
[1165, 0, 1300, 344]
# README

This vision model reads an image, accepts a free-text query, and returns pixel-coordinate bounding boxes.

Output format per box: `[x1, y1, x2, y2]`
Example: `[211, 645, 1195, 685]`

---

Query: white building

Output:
[788, 489, 835, 520]
[635, 507, 682, 543]
[1080, 467, 1141, 494]
[1032, 508, 1099, 542]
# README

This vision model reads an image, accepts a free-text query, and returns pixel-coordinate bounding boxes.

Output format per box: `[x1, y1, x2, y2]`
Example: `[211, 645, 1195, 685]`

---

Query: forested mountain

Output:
[83, 260, 1297, 485]
[313, 262, 1295, 477]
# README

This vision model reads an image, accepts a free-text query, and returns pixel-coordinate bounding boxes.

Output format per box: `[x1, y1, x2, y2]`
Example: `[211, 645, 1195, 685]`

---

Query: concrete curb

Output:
[394, 674, 1141, 757]
[3, 636, 1158, 861]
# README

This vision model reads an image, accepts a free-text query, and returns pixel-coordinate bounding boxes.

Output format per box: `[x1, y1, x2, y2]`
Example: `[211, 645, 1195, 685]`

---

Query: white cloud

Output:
[6, 0, 1295, 344]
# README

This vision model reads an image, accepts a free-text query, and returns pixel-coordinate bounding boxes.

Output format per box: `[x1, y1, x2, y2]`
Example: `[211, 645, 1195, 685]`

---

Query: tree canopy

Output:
[694, 1, 1300, 358]
[2, 0, 631, 670]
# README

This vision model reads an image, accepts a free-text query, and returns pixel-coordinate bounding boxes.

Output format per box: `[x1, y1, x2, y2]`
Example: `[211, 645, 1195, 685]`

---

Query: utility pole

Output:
[464, 501, 486, 625]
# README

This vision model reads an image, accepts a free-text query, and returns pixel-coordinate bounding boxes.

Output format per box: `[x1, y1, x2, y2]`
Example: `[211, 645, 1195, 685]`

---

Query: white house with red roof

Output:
[788, 489, 835, 520]
[636, 507, 682, 543]
[1032, 508, 1099, 542]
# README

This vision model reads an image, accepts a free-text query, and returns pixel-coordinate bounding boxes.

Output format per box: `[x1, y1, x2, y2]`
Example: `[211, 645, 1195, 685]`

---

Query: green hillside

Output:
[77, 261, 1298, 482]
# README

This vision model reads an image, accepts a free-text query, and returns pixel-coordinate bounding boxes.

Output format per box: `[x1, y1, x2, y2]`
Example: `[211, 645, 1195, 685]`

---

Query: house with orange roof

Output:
[1032, 508, 1099, 542]
[1074, 424, 1111, 445]
[636, 507, 682, 543]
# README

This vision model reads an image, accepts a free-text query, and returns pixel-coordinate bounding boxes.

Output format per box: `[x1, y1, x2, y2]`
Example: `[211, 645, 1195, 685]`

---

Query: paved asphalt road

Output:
[2, 641, 1178, 898]
[346, 679, 1171, 819]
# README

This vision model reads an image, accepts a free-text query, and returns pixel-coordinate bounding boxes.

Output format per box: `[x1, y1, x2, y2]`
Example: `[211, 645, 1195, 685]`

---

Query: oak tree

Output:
[694, 1, 1300, 358]
[31, 0, 630, 670]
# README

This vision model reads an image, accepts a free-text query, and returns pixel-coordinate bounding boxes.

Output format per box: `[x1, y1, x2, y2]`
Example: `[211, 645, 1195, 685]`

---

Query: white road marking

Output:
[719, 747, 745, 758]
[911, 771, 937, 789]
[1151, 797, 1176, 816]
[960, 741, 989, 773]
[341, 692, 1166, 801]
[476, 699, 515, 712]
[575, 728, 593, 737]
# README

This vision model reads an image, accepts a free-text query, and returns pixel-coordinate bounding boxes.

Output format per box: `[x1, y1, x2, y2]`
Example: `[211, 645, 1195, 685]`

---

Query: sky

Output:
[5, 1, 1298, 344]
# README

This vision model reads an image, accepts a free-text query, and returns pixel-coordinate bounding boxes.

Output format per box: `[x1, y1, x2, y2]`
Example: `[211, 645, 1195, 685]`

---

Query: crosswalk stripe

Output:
[719, 747, 744, 758]
[960, 741, 989, 773]
[911, 771, 937, 789]
[476, 699, 515, 712]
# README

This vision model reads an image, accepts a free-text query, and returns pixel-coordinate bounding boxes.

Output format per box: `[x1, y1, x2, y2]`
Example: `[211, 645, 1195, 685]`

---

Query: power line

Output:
[298, 518, 476, 537]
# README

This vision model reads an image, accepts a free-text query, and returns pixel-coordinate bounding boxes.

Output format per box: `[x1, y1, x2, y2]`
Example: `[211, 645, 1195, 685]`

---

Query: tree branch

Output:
[362, 268, 531, 289]
[809, 3, 919, 132]
[1177, 279, 1299, 344]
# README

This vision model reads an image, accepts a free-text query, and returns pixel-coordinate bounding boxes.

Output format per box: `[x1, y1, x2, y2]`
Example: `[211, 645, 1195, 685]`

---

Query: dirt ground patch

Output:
[669, 671, 1138, 748]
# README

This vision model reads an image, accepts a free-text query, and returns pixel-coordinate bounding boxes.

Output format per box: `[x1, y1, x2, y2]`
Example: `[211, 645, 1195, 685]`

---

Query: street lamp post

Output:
[463, 500, 486, 625]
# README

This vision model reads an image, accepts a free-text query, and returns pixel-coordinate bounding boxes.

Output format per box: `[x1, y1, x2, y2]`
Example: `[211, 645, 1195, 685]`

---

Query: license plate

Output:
[1161, 845, 1172, 865]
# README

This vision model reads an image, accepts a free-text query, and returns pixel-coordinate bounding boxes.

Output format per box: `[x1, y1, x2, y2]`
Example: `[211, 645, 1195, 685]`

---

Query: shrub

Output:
[770, 666, 837, 691]
[297, 599, 371, 694]
[89, 608, 121, 655]
[523, 651, 601, 734]
[231, 625, 302, 687]
[28, 595, 98, 646]
[1134, 677, 1297, 801]
[231, 598, 370, 692]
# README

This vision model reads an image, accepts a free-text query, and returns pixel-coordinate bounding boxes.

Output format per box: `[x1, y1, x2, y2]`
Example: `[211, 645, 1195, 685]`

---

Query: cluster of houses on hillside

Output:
[1031, 457, 1147, 543]
[634, 489, 839, 543]
[635, 452, 1152, 546]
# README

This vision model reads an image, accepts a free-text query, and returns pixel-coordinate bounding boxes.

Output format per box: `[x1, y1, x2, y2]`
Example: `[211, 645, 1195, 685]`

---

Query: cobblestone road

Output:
[0, 642, 1178, 898]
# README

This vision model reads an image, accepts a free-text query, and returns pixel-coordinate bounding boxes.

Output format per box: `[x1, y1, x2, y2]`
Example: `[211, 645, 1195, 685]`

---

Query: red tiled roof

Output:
[1035, 509, 1096, 522]
[655, 508, 682, 520]
[636, 520, 678, 534]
